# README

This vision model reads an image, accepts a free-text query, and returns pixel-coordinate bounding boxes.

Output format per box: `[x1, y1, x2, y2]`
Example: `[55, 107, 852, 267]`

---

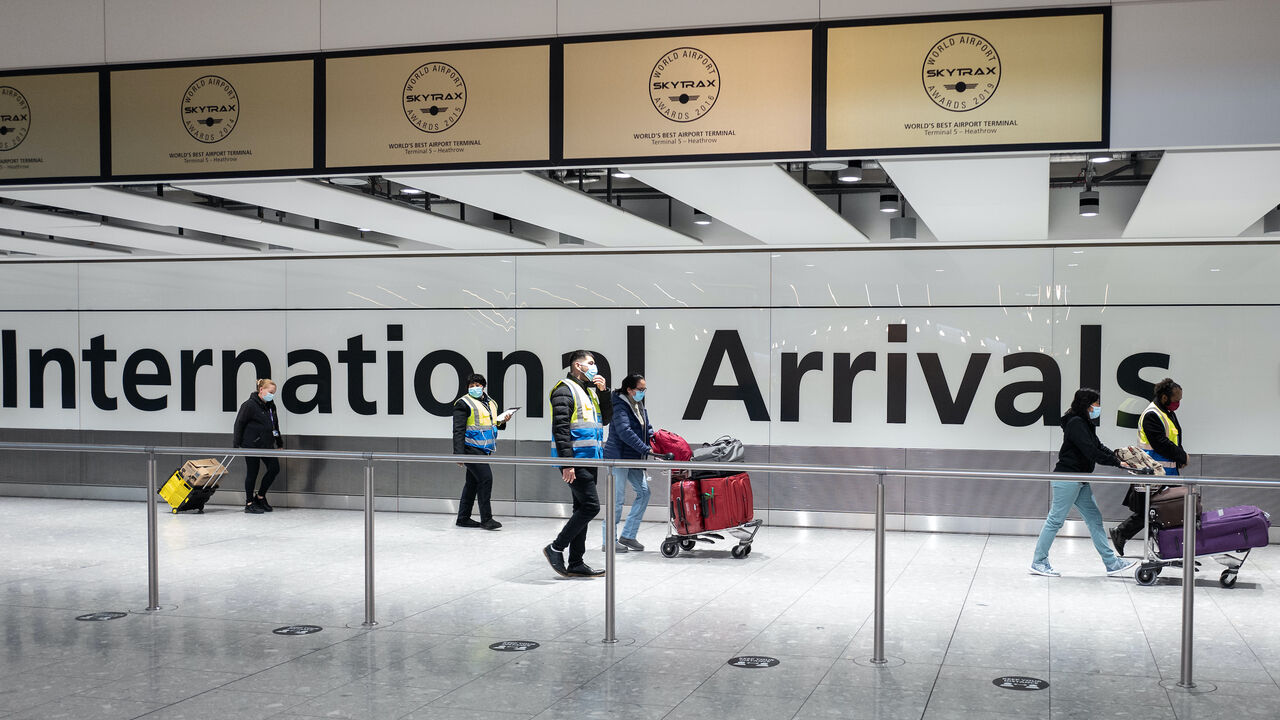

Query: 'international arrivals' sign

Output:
[826, 12, 1106, 152]
[0, 73, 101, 181]
[562, 30, 812, 161]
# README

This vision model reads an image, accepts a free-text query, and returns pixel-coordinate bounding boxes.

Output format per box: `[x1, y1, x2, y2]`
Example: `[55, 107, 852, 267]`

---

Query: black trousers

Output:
[244, 456, 280, 502]
[552, 466, 600, 567]
[458, 446, 494, 522]
[1115, 511, 1146, 542]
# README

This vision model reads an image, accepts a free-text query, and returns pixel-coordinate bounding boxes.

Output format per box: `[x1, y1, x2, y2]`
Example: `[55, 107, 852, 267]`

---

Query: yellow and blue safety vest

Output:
[460, 394, 499, 454]
[550, 378, 604, 460]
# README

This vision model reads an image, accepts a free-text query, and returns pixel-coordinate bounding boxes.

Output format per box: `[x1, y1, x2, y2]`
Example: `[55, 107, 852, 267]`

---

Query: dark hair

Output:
[1153, 378, 1181, 407]
[568, 349, 592, 364]
[1068, 387, 1101, 419]
[465, 373, 486, 387]
[619, 373, 645, 393]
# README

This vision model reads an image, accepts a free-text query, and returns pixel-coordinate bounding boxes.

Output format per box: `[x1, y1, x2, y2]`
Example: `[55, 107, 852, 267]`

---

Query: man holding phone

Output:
[453, 373, 516, 530]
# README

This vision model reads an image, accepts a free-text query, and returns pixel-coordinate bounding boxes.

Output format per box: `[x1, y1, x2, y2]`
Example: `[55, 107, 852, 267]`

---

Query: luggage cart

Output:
[657, 461, 762, 559]
[1131, 482, 1263, 588]
[158, 455, 234, 514]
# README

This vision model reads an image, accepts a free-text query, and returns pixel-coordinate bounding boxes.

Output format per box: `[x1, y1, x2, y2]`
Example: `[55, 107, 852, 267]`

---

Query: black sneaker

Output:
[480, 519, 502, 531]
[543, 544, 569, 577]
[256, 496, 273, 513]
[456, 518, 482, 528]
[619, 537, 644, 552]
[565, 563, 606, 578]
[603, 542, 628, 553]
[244, 502, 264, 514]
[1109, 526, 1126, 557]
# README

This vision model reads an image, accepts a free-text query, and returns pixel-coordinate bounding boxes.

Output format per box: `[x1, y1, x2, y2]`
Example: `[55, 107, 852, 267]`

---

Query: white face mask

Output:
[578, 362, 597, 380]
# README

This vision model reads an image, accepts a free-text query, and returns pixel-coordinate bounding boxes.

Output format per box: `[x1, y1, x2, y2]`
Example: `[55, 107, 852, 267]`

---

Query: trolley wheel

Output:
[679, 539, 696, 552]
[660, 541, 679, 558]
[1135, 566, 1160, 586]
[1220, 570, 1238, 588]
[171, 508, 178, 514]
[743, 544, 752, 556]
[196, 507, 205, 514]
[731, 545, 747, 559]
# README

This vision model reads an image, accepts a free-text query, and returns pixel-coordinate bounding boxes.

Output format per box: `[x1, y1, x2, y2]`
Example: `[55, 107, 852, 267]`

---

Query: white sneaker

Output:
[1029, 561, 1061, 577]
[1106, 558, 1139, 576]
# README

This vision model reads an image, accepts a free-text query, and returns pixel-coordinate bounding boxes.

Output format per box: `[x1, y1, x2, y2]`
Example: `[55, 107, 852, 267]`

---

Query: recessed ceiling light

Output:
[808, 160, 848, 172]
[1079, 190, 1100, 217]
[692, 209, 712, 226]
[838, 161, 863, 183]
[1088, 151, 1114, 163]
[879, 190, 900, 213]
[357, 227, 371, 232]
[399, 187, 425, 195]
[329, 177, 368, 187]
[611, 169, 631, 179]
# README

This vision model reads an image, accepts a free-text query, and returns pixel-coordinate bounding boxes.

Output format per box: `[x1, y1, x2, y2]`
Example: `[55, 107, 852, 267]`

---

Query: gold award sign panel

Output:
[0, 73, 100, 180]
[110, 61, 314, 176]
[827, 14, 1104, 150]
[563, 30, 811, 160]
[326, 45, 550, 167]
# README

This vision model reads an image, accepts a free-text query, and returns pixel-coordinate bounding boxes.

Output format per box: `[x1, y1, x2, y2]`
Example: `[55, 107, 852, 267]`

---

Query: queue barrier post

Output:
[1178, 482, 1199, 688]
[145, 449, 161, 612]
[871, 471, 887, 665]
[362, 457, 377, 628]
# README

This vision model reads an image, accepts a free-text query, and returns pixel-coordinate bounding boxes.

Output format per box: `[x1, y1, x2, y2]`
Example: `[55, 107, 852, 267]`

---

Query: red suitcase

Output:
[700, 473, 754, 532]
[671, 480, 704, 535]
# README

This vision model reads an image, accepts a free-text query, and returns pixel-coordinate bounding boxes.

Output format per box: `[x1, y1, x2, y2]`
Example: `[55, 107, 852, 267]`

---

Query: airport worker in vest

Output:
[452, 373, 515, 530]
[1110, 378, 1186, 556]
[542, 350, 612, 578]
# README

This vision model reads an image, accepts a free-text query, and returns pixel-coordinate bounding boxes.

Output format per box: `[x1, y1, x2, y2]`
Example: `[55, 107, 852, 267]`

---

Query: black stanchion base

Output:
[854, 656, 906, 668]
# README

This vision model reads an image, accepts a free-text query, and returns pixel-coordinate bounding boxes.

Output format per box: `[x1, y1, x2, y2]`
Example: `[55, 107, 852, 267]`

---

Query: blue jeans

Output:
[1032, 481, 1119, 567]
[602, 467, 650, 543]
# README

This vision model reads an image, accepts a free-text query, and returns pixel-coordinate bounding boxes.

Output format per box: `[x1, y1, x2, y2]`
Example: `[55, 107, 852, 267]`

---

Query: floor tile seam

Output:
[919, 534, 991, 720]
[1201, 584, 1280, 689]
[1119, 569, 1183, 715]
[829, 526, 930, 663]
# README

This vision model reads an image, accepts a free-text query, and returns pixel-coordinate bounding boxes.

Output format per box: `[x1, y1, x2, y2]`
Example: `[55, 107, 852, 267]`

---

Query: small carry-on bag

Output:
[158, 457, 231, 514]
[651, 430, 692, 462]
[692, 435, 745, 463]
[1157, 505, 1271, 558]
[1148, 486, 1202, 529]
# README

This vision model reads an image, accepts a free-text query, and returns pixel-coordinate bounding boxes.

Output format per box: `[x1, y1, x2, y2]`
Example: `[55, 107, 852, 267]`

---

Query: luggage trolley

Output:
[1131, 482, 1269, 588]
[657, 460, 762, 559]
[158, 455, 234, 514]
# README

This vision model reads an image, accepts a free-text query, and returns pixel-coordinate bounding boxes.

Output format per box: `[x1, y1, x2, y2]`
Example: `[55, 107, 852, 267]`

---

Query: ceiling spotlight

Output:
[611, 168, 631, 179]
[1079, 189, 1100, 217]
[808, 160, 848, 172]
[1088, 151, 1114, 163]
[329, 177, 368, 187]
[890, 216, 917, 240]
[692, 209, 712, 226]
[1264, 205, 1280, 235]
[838, 161, 863, 183]
[357, 227, 371, 233]
[399, 187, 425, 195]
[561, 172, 600, 185]
[879, 190, 900, 213]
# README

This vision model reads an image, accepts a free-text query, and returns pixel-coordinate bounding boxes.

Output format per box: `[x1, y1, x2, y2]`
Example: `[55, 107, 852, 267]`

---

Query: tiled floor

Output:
[2, 496, 1279, 719]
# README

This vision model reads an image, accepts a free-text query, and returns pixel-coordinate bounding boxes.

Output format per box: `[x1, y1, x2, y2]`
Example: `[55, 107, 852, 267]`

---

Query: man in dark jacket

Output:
[542, 350, 612, 578]
[1110, 379, 1186, 556]
[452, 373, 513, 530]
[232, 379, 284, 514]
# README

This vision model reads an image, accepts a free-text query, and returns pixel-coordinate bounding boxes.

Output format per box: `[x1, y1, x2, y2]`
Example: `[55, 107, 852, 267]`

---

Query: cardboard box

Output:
[179, 458, 227, 487]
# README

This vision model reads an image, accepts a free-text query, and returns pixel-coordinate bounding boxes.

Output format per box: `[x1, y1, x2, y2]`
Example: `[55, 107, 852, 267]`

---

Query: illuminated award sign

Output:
[0, 73, 100, 181]
[110, 60, 314, 176]
[826, 11, 1106, 152]
[563, 30, 812, 161]
[326, 44, 550, 168]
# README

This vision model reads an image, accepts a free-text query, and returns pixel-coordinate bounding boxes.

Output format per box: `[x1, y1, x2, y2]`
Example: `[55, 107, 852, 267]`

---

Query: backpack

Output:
[650, 429, 692, 462]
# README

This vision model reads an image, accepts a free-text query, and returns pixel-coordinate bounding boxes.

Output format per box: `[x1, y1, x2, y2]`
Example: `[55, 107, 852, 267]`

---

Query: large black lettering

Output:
[414, 350, 473, 416]
[887, 324, 908, 424]
[221, 349, 271, 412]
[82, 334, 119, 411]
[918, 353, 990, 424]
[560, 350, 611, 388]
[627, 325, 646, 377]
[683, 330, 769, 421]
[1080, 325, 1102, 392]
[29, 348, 75, 409]
[282, 349, 333, 414]
[487, 350, 543, 418]
[337, 335, 377, 416]
[387, 325, 404, 416]
[995, 353, 1061, 426]
[1116, 352, 1169, 429]
[833, 351, 876, 423]
[180, 349, 213, 412]
[1, 330, 15, 408]
[780, 351, 823, 422]
[122, 349, 171, 411]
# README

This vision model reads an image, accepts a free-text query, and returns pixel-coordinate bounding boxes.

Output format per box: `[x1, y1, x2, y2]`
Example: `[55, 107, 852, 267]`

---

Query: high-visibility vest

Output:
[550, 378, 604, 460]
[1138, 402, 1180, 469]
[460, 395, 499, 454]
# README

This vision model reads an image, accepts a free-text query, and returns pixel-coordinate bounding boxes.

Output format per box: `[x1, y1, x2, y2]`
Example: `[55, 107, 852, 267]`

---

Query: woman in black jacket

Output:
[233, 378, 283, 514]
[1030, 388, 1138, 577]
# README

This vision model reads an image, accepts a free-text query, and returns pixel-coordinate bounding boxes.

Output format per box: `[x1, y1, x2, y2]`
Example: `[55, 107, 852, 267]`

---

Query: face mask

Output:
[468, 387, 484, 399]
[580, 363, 597, 380]
[262, 392, 275, 403]
[1168, 401, 1180, 412]
[634, 390, 646, 402]
[1089, 406, 1101, 420]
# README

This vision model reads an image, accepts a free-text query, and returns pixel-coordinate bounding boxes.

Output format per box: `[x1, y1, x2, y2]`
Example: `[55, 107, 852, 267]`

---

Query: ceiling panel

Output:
[0, 233, 122, 257]
[878, 155, 1049, 242]
[0, 187, 387, 253]
[395, 171, 699, 247]
[1123, 149, 1280, 238]
[622, 164, 867, 244]
[174, 179, 536, 250]
[0, 203, 244, 255]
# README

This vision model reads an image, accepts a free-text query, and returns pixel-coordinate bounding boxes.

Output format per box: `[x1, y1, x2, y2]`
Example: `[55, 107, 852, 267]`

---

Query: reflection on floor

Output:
[1, 497, 1278, 719]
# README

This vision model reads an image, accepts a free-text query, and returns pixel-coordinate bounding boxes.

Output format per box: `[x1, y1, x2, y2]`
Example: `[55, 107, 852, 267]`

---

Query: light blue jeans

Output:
[602, 467, 650, 543]
[1032, 481, 1119, 567]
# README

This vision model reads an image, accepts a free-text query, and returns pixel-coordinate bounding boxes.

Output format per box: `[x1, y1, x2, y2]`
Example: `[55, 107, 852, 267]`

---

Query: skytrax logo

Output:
[403, 62, 466, 134]
[649, 47, 719, 123]
[181, 75, 239, 143]
[921, 33, 1001, 112]
[0, 85, 32, 152]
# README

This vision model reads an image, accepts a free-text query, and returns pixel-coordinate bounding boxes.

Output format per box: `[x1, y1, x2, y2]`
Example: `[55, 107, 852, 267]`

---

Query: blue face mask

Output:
[468, 387, 484, 399]
[262, 392, 275, 403]
[1089, 406, 1101, 420]
[581, 363, 597, 380]
[634, 390, 646, 402]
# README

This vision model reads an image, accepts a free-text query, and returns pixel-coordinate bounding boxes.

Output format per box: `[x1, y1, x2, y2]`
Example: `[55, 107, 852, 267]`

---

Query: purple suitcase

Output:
[1157, 505, 1271, 559]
